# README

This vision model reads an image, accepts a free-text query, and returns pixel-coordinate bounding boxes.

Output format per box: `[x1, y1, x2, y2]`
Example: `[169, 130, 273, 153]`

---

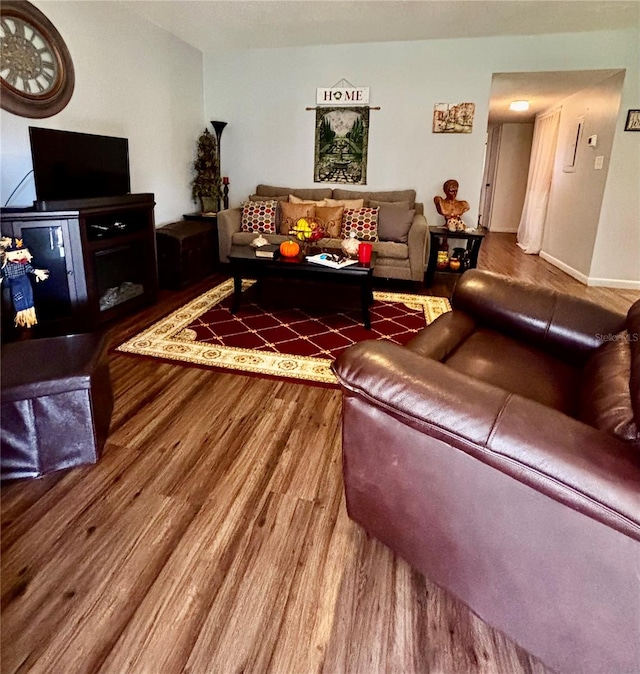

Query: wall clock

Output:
[0, 0, 75, 118]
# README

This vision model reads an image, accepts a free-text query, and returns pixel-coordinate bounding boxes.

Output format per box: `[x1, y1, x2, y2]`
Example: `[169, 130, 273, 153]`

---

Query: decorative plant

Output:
[191, 129, 220, 212]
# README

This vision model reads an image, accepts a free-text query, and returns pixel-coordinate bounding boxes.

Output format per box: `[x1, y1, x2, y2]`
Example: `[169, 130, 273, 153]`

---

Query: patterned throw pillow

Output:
[241, 200, 277, 233]
[279, 201, 315, 235]
[342, 207, 379, 242]
[315, 205, 344, 238]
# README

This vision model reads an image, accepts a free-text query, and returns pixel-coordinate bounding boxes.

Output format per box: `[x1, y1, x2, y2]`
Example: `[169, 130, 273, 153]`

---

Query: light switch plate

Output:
[594, 155, 604, 170]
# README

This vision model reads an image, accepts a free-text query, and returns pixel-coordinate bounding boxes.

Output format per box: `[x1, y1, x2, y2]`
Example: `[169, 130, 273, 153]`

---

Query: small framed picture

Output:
[624, 109, 640, 131]
[432, 102, 475, 134]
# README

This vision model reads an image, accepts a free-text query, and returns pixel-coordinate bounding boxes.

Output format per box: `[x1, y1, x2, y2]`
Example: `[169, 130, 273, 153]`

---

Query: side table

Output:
[425, 226, 485, 286]
[182, 212, 219, 223]
[156, 218, 218, 289]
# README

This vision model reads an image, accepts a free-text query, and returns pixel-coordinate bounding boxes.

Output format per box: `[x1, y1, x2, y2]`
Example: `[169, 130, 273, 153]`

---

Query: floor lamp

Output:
[210, 121, 228, 210]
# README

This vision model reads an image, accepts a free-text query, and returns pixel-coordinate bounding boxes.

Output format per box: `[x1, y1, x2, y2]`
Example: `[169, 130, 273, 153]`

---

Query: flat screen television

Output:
[29, 127, 131, 207]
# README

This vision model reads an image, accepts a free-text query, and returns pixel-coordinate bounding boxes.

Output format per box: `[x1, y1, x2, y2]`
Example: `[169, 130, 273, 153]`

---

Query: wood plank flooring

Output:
[2, 233, 638, 674]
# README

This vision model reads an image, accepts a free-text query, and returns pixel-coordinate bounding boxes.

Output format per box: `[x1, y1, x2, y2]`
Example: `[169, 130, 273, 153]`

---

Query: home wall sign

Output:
[432, 102, 475, 134]
[316, 87, 370, 106]
[310, 79, 373, 185]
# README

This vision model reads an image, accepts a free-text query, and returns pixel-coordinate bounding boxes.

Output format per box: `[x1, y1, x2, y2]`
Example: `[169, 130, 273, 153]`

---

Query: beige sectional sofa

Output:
[216, 185, 429, 282]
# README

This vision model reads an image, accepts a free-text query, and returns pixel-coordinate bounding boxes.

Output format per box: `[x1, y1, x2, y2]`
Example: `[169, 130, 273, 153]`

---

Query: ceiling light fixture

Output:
[509, 100, 530, 112]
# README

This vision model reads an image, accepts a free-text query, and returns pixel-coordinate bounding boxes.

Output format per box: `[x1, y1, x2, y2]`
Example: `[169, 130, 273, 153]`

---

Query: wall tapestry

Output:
[314, 106, 369, 184]
[433, 102, 475, 134]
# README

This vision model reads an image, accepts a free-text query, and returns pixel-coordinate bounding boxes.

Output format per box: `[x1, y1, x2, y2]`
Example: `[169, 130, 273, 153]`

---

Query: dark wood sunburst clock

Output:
[0, 0, 75, 118]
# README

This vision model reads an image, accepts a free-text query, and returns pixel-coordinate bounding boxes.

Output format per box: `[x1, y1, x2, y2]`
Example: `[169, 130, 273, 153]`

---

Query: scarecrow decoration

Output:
[0, 236, 49, 328]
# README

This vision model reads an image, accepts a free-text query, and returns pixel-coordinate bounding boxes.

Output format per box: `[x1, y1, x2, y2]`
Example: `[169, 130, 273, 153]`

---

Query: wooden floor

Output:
[2, 233, 638, 674]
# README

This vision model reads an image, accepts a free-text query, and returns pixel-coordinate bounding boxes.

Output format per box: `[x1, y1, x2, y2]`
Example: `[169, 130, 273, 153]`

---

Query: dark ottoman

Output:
[1, 332, 113, 480]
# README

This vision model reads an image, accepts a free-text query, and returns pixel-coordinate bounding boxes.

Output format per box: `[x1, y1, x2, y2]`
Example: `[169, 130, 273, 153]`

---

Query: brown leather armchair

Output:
[332, 269, 640, 674]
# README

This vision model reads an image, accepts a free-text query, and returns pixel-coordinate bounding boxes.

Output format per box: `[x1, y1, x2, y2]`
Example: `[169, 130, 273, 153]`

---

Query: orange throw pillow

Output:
[324, 197, 365, 209]
[280, 201, 315, 235]
[289, 194, 327, 206]
[315, 205, 344, 238]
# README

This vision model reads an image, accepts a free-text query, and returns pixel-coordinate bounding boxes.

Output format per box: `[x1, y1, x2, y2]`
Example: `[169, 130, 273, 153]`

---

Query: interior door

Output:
[479, 125, 501, 230]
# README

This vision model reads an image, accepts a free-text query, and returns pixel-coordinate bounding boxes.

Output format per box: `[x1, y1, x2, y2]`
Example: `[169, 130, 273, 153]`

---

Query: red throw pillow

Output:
[341, 207, 379, 242]
[241, 200, 277, 233]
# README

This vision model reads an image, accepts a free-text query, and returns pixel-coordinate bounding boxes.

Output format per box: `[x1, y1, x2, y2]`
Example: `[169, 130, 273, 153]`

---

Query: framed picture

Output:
[624, 109, 640, 131]
[432, 102, 475, 133]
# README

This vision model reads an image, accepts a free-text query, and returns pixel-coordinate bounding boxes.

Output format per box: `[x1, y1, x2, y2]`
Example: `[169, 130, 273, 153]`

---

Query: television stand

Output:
[34, 193, 155, 212]
[1, 193, 158, 339]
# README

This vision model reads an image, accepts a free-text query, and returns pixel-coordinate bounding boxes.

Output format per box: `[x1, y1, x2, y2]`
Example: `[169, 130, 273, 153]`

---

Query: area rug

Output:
[117, 279, 450, 385]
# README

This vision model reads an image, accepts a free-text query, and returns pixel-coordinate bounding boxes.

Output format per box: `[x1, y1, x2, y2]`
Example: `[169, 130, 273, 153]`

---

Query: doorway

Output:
[478, 125, 501, 230]
[480, 69, 624, 246]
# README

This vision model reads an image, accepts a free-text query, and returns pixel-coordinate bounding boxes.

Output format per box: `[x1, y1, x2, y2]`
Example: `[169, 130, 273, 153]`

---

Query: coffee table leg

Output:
[231, 272, 242, 313]
[361, 277, 373, 330]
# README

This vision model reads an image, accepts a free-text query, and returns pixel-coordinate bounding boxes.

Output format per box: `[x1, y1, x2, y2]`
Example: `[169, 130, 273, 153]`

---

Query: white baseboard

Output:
[586, 277, 640, 290]
[488, 226, 518, 233]
[539, 251, 588, 284]
[540, 251, 640, 289]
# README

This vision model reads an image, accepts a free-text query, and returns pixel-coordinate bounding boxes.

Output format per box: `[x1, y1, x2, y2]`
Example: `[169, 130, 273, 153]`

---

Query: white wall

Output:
[590, 73, 640, 288]
[0, 1, 205, 226]
[203, 29, 639, 286]
[541, 71, 628, 282]
[489, 123, 534, 233]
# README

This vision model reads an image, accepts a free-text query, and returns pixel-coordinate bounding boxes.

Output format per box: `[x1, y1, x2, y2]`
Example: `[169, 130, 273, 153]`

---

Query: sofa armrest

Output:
[407, 212, 429, 280]
[453, 269, 627, 362]
[333, 340, 640, 540]
[217, 208, 242, 263]
[405, 310, 476, 360]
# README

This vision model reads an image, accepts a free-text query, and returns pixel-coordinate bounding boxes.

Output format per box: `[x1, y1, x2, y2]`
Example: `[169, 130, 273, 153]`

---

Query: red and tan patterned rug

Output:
[117, 279, 450, 384]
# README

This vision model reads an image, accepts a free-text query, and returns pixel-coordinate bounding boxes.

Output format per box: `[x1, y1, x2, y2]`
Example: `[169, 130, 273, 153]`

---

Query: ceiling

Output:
[121, 1, 638, 52]
[121, 1, 637, 124]
[488, 69, 624, 124]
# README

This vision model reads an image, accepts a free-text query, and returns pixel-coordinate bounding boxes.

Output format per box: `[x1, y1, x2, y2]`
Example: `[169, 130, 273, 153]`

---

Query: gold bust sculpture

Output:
[434, 179, 470, 232]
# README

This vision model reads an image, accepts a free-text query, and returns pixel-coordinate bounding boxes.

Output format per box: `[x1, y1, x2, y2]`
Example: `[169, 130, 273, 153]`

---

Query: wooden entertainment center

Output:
[1, 193, 157, 338]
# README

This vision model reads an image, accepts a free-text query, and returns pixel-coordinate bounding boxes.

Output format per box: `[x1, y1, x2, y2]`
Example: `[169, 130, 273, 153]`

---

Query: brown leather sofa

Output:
[332, 269, 640, 674]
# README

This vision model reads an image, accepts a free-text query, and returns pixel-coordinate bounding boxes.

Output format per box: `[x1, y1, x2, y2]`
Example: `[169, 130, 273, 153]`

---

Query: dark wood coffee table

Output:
[228, 245, 377, 329]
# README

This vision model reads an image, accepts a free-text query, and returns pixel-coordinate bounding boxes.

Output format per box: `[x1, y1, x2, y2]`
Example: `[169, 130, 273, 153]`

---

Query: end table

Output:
[425, 226, 485, 287]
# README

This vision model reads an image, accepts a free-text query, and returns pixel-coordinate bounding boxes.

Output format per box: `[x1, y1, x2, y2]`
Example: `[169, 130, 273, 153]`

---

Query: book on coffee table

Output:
[254, 245, 279, 259]
[306, 253, 358, 269]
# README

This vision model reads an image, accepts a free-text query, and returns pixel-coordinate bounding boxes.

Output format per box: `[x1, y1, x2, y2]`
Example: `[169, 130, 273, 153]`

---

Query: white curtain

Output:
[517, 109, 561, 254]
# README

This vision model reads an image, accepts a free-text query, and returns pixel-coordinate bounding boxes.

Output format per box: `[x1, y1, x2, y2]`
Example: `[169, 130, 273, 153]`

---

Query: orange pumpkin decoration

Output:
[279, 240, 300, 258]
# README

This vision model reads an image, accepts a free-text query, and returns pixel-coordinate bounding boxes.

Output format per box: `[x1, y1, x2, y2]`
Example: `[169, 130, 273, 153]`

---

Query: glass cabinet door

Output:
[12, 221, 75, 323]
